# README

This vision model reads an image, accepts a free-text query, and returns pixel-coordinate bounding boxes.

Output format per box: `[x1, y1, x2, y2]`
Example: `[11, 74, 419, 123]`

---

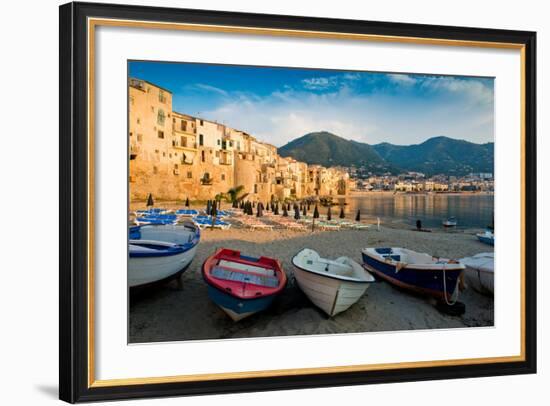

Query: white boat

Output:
[129, 224, 200, 288]
[442, 217, 458, 227]
[460, 252, 494, 295]
[476, 230, 495, 246]
[291, 249, 375, 317]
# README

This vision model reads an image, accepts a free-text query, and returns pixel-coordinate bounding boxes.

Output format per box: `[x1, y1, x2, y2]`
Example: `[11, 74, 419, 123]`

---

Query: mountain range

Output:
[278, 131, 494, 176]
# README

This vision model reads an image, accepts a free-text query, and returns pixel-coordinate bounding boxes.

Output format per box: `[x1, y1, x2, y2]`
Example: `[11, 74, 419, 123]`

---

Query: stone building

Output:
[129, 78, 350, 203]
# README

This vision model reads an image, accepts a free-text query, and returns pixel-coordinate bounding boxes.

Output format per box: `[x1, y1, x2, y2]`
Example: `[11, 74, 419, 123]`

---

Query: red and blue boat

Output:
[202, 248, 287, 321]
[361, 247, 465, 302]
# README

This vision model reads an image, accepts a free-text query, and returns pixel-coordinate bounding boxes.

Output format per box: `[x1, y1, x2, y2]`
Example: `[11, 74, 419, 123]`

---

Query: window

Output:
[157, 109, 165, 126]
[153, 166, 158, 174]
[159, 90, 166, 103]
[217, 139, 221, 146]
[136, 118, 140, 124]
[199, 134, 204, 146]
[229, 141, 233, 147]
[174, 164, 178, 169]
[158, 130, 164, 139]
[129, 132, 133, 137]
[237, 141, 241, 150]
[162, 152, 166, 157]
[181, 136, 187, 147]
[215, 151, 220, 158]
[201, 151, 205, 162]
[181, 121, 186, 131]
[221, 174, 225, 181]
[187, 171, 192, 179]
[200, 120, 204, 126]
[137, 134, 143, 142]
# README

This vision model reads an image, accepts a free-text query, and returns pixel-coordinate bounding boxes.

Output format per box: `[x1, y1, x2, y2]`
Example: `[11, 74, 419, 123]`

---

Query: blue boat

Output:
[362, 247, 465, 302]
[129, 223, 200, 287]
[476, 230, 495, 246]
[202, 248, 287, 321]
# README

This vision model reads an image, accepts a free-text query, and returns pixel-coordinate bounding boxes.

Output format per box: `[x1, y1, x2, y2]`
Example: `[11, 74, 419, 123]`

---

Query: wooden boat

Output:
[476, 230, 495, 246]
[292, 249, 374, 317]
[202, 248, 287, 321]
[361, 247, 465, 302]
[460, 252, 494, 295]
[442, 217, 457, 227]
[129, 223, 200, 288]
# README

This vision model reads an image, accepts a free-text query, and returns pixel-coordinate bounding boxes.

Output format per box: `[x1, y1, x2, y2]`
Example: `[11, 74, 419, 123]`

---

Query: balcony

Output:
[172, 141, 198, 151]
[129, 143, 140, 160]
[200, 176, 213, 186]
[173, 124, 197, 135]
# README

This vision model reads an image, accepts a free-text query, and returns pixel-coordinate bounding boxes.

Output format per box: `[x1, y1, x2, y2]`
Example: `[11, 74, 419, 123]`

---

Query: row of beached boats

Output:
[129, 223, 494, 321]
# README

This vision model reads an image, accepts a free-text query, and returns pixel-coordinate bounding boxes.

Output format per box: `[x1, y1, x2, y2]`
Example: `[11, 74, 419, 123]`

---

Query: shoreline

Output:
[129, 225, 494, 343]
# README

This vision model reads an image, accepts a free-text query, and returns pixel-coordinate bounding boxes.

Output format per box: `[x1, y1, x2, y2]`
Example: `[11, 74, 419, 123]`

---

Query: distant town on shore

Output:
[129, 78, 493, 203]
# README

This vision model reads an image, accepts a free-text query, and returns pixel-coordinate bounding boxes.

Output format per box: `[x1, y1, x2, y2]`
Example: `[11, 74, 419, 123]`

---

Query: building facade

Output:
[129, 78, 350, 202]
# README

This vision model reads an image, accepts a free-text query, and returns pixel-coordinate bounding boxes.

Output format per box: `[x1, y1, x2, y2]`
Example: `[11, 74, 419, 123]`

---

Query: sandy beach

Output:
[129, 221, 494, 343]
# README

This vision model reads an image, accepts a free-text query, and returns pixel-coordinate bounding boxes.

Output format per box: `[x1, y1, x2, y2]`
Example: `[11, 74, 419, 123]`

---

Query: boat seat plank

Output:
[218, 259, 275, 276]
[211, 266, 279, 288]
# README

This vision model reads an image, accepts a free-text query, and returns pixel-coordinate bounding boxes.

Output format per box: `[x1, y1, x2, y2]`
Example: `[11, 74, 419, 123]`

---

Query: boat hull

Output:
[293, 267, 370, 316]
[206, 285, 277, 321]
[362, 252, 462, 301]
[464, 268, 494, 295]
[477, 234, 495, 246]
[202, 248, 286, 321]
[129, 245, 197, 287]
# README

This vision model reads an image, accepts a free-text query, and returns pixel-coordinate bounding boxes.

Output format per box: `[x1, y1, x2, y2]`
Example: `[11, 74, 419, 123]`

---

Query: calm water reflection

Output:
[338, 193, 494, 229]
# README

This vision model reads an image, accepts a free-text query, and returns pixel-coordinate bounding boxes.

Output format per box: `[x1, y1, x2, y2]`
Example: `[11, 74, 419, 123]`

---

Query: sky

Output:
[129, 61, 494, 147]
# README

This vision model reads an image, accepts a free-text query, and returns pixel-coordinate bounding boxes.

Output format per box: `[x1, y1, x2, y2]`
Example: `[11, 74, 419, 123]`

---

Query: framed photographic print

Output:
[59, 1, 537, 403]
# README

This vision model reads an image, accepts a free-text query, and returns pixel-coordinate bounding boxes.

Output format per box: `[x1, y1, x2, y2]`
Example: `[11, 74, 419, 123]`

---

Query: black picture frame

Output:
[59, 1, 537, 403]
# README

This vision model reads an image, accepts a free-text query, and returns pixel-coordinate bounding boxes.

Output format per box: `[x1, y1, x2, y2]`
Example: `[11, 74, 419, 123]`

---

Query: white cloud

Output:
[185, 75, 494, 147]
[301, 77, 338, 90]
[420, 76, 494, 106]
[189, 83, 229, 97]
[387, 73, 417, 86]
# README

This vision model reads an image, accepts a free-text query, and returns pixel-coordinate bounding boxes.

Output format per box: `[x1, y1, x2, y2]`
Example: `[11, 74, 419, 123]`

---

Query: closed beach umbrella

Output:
[206, 200, 211, 215]
[210, 200, 218, 229]
[282, 205, 288, 217]
[266, 202, 270, 211]
[313, 205, 320, 219]
[303, 205, 307, 216]
[274, 204, 279, 215]
[294, 206, 300, 220]
[327, 206, 332, 221]
[287, 203, 291, 211]
[146, 193, 154, 207]
[355, 209, 361, 222]
[339, 206, 345, 219]
[185, 197, 190, 207]
[257, 203, 263, 217]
